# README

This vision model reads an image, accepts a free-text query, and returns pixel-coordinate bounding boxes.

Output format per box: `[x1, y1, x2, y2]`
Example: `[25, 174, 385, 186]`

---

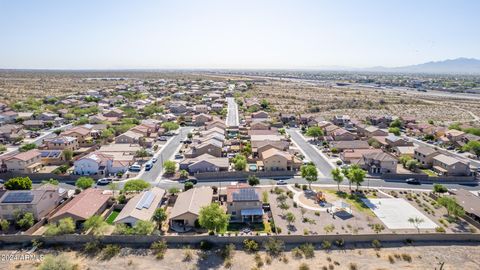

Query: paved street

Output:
[226, 97, 239, 128]
[137, 127, 193, 182]
[286, 128, 334, 176]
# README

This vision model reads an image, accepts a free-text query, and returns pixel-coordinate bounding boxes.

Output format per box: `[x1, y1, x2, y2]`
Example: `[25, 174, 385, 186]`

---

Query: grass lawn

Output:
[106, 210, 120, 224]
[326, 190, 375, 217]
[421, 169, 438, 177]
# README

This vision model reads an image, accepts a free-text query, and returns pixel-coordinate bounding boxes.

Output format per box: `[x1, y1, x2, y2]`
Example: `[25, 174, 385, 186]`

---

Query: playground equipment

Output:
[316, 191, 326, 203]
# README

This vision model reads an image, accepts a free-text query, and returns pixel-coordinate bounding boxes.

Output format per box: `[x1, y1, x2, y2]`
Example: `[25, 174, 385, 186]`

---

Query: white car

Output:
[97, 178, 113, 185]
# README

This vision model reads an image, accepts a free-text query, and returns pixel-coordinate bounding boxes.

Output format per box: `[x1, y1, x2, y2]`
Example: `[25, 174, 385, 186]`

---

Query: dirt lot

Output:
[248, 80, 480, 124]
[3, 244, 480, 270]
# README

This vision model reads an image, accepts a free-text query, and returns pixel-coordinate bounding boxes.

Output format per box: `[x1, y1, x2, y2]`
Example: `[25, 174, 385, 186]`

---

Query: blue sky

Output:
[1, 0, 479, 69]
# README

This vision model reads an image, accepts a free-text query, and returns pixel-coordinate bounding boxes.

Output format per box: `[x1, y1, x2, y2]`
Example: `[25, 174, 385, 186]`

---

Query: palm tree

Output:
[152, 208, 168, 231]
[331, 168, 344, 191]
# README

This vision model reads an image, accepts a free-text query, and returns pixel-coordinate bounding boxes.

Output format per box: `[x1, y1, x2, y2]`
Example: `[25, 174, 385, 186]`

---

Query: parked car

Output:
[129, 164, 142, 172]
[145, 161, 153, 171]
[405, 178, 420, 185]
[0, 179, 4, 184]
[175, 154, 184, 159]
[158, 136, 168, 141]
[151, 157, 158, 163]
[276, 180, 287, 185]
[97, 178, 113, 185]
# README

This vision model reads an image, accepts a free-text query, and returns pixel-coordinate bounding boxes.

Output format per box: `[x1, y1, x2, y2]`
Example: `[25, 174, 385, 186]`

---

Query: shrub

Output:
[388, 255, 395, 264]
[243, 239, 259, 253]
[435, 227, 446, 233]
[401, 253, 412, 262]
[299, 263, 310, 270]
[291, 247, 303, 259]
[264, 238, 284, 256]
[101, 244, 121, 260]
[299, 243, 315, 258]
[302, 185, 308, 190]
[199, 240, 214, 250]
[221, 243, 235, 260]
[84, 240, 102, 255]
[38, 254, 77, 270]
[334, 239, 344, 247]
[322, 240, 331, 250]
[371, 239, 382, 249]
[183, 248, 193, 262]
[349, 263, 358, 270]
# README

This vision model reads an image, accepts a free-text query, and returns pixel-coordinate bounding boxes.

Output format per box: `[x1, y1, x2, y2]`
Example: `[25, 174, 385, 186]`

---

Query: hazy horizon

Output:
[1, 0, 479, 69]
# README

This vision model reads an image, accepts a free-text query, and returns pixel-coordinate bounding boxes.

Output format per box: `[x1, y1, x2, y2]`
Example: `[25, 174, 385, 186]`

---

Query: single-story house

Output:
[114, 187, 166, 226]
[169, 187, 213, 229]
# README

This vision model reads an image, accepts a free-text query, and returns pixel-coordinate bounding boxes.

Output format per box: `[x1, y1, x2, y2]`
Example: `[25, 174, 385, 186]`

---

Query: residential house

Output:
[450, 189, 480, 223]
[414, 147, 439, 168]
[37, 112, 59, 122]
[432, 154, 471, 176]
[340, 148, 383, 164]
[40, 150, 65, 165]
[114, 187, 166, 227]
[115, 130, 143, 144]
[192, 113, 212, 126]
[0, 124, 24, 143]
[259, 148, 301, 171]
[251, 140, 289, 158]
[385, 135, 414, 148]
[43, 136, 79, 151]
[169, 187, 213, 228]
[168, 102, 188, 114]
[361, 152, 398, 174]
[184, 139, 223, 158]
[393, 146, 416, 157]
[0, 111, 19, 124]
[22, 120, 45, 129]
[61, 126, 93, 147]
[332, 128, 356, 141]
[49, 189, 111, 226]
[0, 186, 62, 220]
[193, 105, 209, 114]
[332, 115, 351, 127]
[279, 113, 297, 126]
[329, 140, 370, 152]
[103, 108, 125, 118]
[179, 154, 229, 173]
[226, 184, 263, 223]
[2, 150, 42, 173]
[250, 121, 270, 130]
[445, 129, 465, 143]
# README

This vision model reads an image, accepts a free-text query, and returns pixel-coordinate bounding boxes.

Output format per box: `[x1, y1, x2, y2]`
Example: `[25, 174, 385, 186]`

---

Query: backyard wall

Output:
[381, 173, 476, 182]
[1, 233, 480, 248]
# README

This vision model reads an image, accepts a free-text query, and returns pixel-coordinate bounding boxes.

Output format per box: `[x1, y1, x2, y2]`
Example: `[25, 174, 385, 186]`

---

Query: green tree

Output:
[198, 203, 230, 234]
[433, 184, 448, 194]
[305, 126, 323, 141]
[389, 119, 402, 128]
[163, 160, 177, 174]
[75, 177, 94, 189]
[405, 159, 419, 171]
[133, 220, 155, 235]
[0, 219, 10, 232]
[462, 140, 480, 158]
[408, 217, 424, 233]
[248, 175, 260, 186]
[168, 187, 180, 195]
[161, 121, 180, 131]
[399, 155, 412, 168]
[152, 208, 168, 230]
[331, 168, 344, 191]
[184, 181, 194, 191]
[232, 154, 247, 171]
[4, 176, 32, 190]
[285, 212, 296, 228]
[83, 215, 108, 235]
[62, 149, 74, 161]
[17, 212, 34, 230]
[123, 179, 150, 192]
[135, 148, 150, 159]
[437, 196, 465, 218]
[179, 169, 189, 179]
[388, 127, 401, 136]
[45, 217, 76, 236]
[19, 143, 37, 152]
[349, 167, 366, 190]
[301, 164, 318, 190]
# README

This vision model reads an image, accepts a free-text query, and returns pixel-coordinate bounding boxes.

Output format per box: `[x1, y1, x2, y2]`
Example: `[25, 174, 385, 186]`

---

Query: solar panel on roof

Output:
[135, 191, 155, 210]
[232, 188, 259, 201]
[2, 192, 34, 203]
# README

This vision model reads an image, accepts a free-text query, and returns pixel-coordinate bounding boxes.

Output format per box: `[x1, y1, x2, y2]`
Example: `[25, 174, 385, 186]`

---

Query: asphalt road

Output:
[226, 97, 239, 128]
[286, 128, 334, 176]
[137, 127, 193, 182]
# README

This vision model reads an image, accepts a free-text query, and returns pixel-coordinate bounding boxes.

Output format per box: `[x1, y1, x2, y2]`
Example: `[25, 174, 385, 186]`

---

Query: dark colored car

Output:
[405, 178, 420, 185]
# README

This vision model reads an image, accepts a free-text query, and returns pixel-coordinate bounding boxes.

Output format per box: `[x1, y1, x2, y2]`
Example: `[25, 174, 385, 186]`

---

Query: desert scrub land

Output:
[3, 243, 480, 270]
[247, 80, 480, 124]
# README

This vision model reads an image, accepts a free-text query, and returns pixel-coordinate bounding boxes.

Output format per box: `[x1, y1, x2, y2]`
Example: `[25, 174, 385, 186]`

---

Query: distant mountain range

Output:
[364, 58, 480, 74]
